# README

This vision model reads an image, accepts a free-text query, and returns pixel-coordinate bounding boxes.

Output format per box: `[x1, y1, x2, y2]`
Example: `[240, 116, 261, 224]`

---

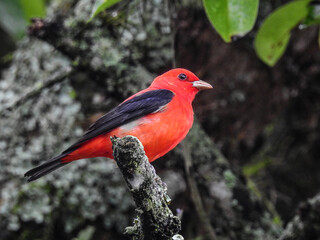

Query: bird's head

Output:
[151, 68, 213, 102]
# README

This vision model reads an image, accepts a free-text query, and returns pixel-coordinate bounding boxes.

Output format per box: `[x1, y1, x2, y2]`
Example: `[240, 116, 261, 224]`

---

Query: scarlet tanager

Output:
[25, 68, 212, 182]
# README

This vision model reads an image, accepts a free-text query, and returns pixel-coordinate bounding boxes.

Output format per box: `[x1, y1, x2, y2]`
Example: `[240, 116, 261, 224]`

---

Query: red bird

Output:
[25, 68, 212, 182]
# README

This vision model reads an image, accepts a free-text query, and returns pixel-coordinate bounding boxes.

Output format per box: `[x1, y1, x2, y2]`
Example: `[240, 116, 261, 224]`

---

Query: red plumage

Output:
[25, 68, 212, 181]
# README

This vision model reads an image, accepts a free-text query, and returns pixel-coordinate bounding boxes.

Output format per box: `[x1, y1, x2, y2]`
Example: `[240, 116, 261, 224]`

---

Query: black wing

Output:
[62, 89, 174, 154]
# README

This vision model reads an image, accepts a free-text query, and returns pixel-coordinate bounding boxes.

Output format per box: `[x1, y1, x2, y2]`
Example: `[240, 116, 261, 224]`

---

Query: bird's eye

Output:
[178, 73, 187, 80]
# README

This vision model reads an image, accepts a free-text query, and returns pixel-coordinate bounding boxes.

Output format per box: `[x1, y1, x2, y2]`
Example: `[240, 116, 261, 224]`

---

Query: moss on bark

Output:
[112, 136, 181, 240]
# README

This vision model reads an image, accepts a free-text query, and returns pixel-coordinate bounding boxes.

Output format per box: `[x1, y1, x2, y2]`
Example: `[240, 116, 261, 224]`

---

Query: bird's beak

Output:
[192, 80, 213, 90]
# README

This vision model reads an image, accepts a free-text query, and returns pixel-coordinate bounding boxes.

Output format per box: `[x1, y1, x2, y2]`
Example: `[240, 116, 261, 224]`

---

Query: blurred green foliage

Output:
[243, 158, 273, 177]
[89, 0, 122, 22]
[0, 0, 46, 39]
[19, 0, 46, 22]
[0, 0, 26, 38]
[203, 0, 319, 66]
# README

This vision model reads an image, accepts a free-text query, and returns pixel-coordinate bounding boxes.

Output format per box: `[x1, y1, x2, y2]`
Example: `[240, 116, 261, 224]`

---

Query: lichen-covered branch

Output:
[279, 193, 320, 240]
[111, 136, 182, 240]
[181, 141, 218, 240]
[0, 68, 72, 115]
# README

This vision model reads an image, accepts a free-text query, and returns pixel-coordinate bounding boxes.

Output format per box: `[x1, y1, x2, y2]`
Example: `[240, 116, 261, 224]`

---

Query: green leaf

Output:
[19, 0, 46, 22]
[0, 0, 27, 38]
[254, 0, 311, 66]
[303, 5, 320, 26]
[203, 0, 259, 42]
[88, 0, 121, 22]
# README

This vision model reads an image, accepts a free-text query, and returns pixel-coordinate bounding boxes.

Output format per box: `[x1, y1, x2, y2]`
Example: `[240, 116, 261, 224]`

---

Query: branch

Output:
[28, 18, 86, 61]
[0, 69, 72, 116]
[279, 193, 320, 240]
[111, 136, 182, 240]
[181, 141, 218, 240]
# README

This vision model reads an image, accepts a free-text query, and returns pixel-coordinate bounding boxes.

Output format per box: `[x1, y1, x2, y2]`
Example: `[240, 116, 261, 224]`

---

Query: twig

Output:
[111, 136, 182, 240]
[0, 70, 72, 116]
[181, 141, 218, 240]
[279, 193, 320, 240]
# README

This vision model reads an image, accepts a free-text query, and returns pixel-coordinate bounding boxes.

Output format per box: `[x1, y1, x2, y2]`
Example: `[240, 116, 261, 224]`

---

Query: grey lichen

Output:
[172, 234, 184, 240]
[0, 35, 134, 240]
[0, 0, 180, 238]
[111, 136, 181, 240]
[29, 0, 173, 100]
[279, 193, 320, 240]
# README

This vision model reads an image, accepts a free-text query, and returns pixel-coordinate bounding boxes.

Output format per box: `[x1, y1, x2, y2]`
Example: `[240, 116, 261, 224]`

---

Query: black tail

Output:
[24, 154, 69, 182]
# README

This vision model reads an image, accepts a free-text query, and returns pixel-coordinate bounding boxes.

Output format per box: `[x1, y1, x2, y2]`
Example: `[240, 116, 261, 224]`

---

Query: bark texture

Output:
[112, 136, 181, 240]
[279, 193, 320, 240]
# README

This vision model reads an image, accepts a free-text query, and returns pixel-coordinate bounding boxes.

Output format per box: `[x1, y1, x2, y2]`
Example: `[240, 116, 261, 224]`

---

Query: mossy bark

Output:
[112, 136, 181, 240]
[279, 193, 320, 240]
